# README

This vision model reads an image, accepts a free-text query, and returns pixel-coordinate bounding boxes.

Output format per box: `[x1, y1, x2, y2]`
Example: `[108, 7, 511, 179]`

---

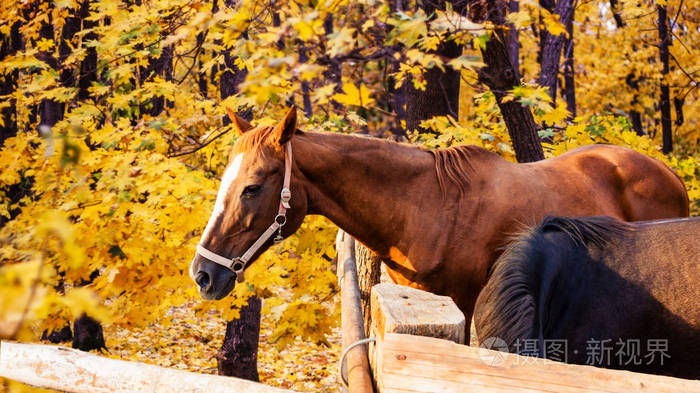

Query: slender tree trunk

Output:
[508, 0, 520, 77]
[467, 0, 544, 162]
[673, 96, 684, 127]
[216, 1, 260, 378]
[626, 73, 644, 136]
[297, 41, 313, 118]
[609, 0, 625, 29]
[610, 1, 647, 135]
[323, 14, 343, 110]
[657, 5, 672, 153]
[216, 296, 261, 381]
[36, 2, 107, 351]
[37, 17, 63, 128]
[140, 45, 174, 116]
[0, 21, 22, 144]
[402, 1, 464, 132]
[537, 0, 575, 103]
[384, 1, 407, 135]
[562, 12, 576, 119]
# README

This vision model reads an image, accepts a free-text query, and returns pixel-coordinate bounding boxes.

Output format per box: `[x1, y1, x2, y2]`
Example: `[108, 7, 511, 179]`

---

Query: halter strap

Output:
[196, 142, 293, 282]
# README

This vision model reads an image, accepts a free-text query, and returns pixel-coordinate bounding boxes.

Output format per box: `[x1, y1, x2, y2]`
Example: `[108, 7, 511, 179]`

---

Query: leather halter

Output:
[196, 142, 292, 283]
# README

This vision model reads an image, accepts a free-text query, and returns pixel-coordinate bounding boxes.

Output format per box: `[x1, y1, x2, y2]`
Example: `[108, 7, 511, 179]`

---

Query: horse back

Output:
[543, 145, 689, 219]
[474, 215, 700, 379]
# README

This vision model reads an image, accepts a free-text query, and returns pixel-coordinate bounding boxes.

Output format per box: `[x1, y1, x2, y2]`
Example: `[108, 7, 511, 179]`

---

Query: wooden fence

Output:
[2, 232, 698, 393]
[338, 232, 700, 393]
[0, 341, 293, 393]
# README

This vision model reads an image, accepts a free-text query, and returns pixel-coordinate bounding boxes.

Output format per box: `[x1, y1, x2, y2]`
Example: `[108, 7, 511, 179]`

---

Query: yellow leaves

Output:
[432, 9, 484, 34]
[332, 83, 374, 107]
[294, 19, 323, 41]
[448, 55, 486, 72]
[326, 26, 356, 58]
[507, 10, 534, 28]
[537, 101, 571, 125]
[36, 38, 55, 51]
[540, 8, 568, 37]
[388, 10, 429, 47]
[36, 210, 85, 269]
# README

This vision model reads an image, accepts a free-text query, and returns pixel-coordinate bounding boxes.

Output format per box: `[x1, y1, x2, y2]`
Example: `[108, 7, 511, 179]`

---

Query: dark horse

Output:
[474, 215, 700, 379]
[190, 108, 689, 343]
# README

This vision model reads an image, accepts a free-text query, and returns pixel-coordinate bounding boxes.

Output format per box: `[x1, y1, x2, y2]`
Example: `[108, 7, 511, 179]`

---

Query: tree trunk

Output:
[562, 12, 576, 119]
[610, 2, 646, 136]
[297, 41, 313, 118]
[673, 96, 684, 127]
[354, 243, 382, 338]
[0, 21, 22, 144]
[322, 14, 343, 111]
[626, 73, 644, 136]
[402, 1, 465, 133]
[508, 0, 520, 77]
[403, 40, 462, 132]
[216, 6, 260, 378]
[37, 17, 63, 128]
[537, 0, 575, 103]
[609, 0, 625, 29]
[216, 296, 262, 381]
[140, 45, 174, 116]
[657, 5, 672, 154]
[72, 314, 106, 351]
[468, 0, 544, 162]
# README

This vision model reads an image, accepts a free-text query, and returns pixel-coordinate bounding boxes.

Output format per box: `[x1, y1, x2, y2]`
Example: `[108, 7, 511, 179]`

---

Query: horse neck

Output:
[292, 132, 436, 255]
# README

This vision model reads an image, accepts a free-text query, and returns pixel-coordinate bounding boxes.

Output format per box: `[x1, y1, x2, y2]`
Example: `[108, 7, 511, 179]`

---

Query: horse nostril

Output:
[195, 271, 210, 289]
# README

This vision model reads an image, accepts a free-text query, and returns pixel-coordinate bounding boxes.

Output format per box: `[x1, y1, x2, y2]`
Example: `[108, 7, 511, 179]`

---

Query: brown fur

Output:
[190, 110, 690, 343]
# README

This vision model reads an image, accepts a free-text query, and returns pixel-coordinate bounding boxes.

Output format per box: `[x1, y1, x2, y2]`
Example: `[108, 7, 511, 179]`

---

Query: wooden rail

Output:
[0, 341, 293, 393]
[336, 230, 375, 393]
[369, 283, 700, 393]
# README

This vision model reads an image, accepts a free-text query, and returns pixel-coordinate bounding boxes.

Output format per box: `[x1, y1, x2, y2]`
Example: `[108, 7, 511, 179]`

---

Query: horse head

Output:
[190, 107, 308, 300]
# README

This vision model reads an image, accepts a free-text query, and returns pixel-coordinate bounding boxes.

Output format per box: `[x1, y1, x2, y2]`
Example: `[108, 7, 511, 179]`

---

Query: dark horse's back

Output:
[474, 216, 700, 379]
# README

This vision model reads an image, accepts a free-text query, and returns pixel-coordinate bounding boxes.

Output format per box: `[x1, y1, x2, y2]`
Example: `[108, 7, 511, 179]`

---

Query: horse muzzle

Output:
[191, 255, 237, 300]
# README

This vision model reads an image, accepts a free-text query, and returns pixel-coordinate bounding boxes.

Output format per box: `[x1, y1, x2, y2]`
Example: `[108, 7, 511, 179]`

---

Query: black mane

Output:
[474, 215, 632, 349]
[537, 215, 632, 249]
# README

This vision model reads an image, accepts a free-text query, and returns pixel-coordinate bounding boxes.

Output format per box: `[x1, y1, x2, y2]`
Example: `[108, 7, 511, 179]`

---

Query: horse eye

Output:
[242, 184, 262, 196]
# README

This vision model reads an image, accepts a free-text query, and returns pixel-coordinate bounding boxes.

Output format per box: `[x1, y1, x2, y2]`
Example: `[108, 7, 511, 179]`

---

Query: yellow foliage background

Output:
[0, 0, 698, 390]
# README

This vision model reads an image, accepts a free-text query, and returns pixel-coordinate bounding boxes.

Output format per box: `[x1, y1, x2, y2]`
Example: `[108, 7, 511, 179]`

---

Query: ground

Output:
[104, 303, 342, 392]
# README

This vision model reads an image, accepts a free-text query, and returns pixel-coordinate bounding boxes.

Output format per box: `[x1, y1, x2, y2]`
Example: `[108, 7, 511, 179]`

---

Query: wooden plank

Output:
[370, 283, 465, 344]
[0, 341, 292, 393]
[376, 333, 700, 393]
[369, 283, 466, 393]
[337, 231, 375, 393]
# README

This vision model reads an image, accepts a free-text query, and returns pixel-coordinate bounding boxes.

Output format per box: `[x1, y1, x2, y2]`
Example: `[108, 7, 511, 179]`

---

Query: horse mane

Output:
[474, 215, 632, 349]
[234, 125, 275, 153]
[537, 215, 632, 249]
[234, 126, 307, 154]
[428, 145, 482, 197]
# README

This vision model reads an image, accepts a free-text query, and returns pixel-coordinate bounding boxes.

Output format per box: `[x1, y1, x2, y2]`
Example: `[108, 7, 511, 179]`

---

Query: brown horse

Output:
[473, 215, 700, 378]
[189, 108, 689, 342]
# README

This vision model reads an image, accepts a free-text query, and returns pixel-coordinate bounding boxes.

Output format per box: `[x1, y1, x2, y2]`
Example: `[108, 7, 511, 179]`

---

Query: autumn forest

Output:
[0, 0, 698, 391]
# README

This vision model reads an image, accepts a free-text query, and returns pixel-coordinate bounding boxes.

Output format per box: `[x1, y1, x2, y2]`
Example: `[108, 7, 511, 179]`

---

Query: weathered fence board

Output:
[369, 283, 700, 393]
[0, 341, 292, 393]
[378, 333, 700, 393]
[370, 283, 465, 344]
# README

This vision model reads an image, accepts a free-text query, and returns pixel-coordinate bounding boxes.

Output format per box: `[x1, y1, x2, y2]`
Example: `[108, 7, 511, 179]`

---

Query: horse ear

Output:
[226, 107, 253, 135]
[272, 107, 297, 145]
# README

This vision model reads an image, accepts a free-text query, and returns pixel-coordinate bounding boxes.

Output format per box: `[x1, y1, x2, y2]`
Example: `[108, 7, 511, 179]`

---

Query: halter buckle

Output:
[280, 187, 291, 209]
[231, 258, 246, 283]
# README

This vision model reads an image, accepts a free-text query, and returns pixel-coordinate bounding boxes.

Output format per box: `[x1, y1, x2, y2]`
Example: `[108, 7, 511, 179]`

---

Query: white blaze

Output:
[200, 153, 245, 243]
